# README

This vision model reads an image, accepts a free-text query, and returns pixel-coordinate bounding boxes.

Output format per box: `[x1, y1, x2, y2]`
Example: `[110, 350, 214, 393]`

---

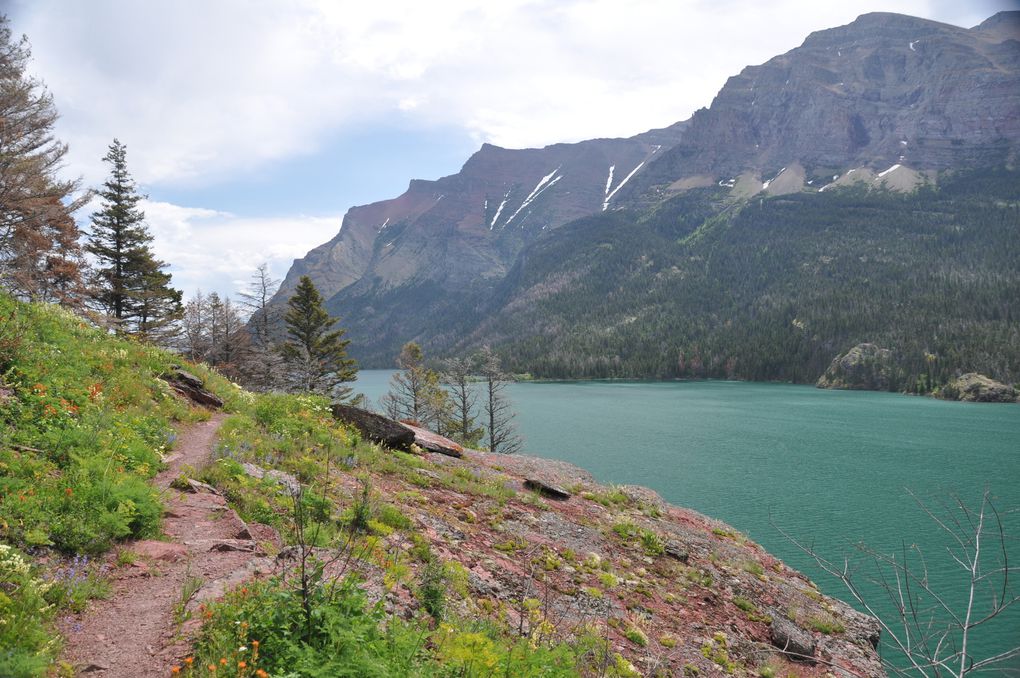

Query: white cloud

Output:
[139, 200, 339, 299]
[14, 0, 1003, 187]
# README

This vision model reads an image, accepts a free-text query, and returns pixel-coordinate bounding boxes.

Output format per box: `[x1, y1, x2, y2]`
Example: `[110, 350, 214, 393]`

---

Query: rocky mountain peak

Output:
[628, 10, 1020, 198]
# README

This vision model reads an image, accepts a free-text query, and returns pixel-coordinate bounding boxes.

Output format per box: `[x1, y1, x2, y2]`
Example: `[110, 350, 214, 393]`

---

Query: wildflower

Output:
[184, 657, 194, 666]
[170, 667, 181, 675]
[237, 661, 247, 669]
[65, 488, 73, 497]
[251, 640, 259, 649]
[220, 658, 228, 666]
[255, 671, 268, 678]
[208, 665, 217, 672]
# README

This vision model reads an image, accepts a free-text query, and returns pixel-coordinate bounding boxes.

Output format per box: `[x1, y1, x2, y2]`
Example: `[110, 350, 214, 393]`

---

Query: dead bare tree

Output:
[777, 490, 1019, 677]
[479, 345, 523, 455]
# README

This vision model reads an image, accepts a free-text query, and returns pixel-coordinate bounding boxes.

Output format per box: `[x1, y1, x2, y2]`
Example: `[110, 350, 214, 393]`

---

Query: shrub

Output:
[0, 544, 58, 678]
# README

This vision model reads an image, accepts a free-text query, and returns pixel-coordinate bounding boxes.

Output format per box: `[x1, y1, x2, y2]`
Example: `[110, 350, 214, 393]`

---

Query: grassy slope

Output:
[1, 294, 881, 677]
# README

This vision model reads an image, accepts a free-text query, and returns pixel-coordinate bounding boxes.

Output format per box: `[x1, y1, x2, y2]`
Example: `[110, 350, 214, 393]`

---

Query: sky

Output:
[5, 0, 1017, 298]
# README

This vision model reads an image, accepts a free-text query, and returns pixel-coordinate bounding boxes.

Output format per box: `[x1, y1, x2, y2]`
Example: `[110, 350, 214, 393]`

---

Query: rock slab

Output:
[332, 404, 415, 451]
[401, 423, 464, 458]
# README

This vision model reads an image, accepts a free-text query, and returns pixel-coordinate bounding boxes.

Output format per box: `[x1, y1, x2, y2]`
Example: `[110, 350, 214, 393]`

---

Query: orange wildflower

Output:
[237, 661, 247, 668]
[65, 488, 73, 497]
[184, 657, 194, 666]
[220, 658, 228, 666]
[170, 667, 181, 675]
[208, 666, 217, 672]
[255, 671, 268, 678]
[251, 641, 259, 649]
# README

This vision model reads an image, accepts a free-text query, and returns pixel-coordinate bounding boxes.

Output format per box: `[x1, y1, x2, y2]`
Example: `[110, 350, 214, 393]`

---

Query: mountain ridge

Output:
[275, 11, 1020, 386]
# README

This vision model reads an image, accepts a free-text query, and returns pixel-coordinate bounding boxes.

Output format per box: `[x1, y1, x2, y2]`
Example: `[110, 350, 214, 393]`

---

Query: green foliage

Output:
[86, 139, 182, 339]
[281, 275, 357, 400]
[0, 544, 58, 677]
[190, 576, 583, 677]
[0, 294, 213, 555]
[623, 625, 648, 647]
[806, 615, 845, 635]
[461, 169, 1020, 388]
[418, 560, 447, 620]
[701, 631, 737, 673]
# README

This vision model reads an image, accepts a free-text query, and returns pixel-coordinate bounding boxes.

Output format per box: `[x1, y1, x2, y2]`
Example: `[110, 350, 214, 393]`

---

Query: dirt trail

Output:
[59, 413, 273, 677]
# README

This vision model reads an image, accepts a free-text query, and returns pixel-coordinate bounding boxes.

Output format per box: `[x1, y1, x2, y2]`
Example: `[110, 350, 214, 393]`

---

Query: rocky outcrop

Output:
[769, 612, 818, 661]
[940, 373, 1018, 403]
[160, 368, 224, 409]
[331, 404, 415, 450]
[401, 423, 464, 458]
[817, 343, 898, 391]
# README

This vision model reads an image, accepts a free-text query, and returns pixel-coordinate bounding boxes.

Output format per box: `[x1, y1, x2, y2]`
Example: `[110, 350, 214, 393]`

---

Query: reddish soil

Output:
[59, 414, 273, 677]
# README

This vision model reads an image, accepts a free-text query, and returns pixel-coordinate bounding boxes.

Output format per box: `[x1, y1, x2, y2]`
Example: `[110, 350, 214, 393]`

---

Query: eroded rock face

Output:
[817, 343, 897, 391]
[940, 373, 1018, 403]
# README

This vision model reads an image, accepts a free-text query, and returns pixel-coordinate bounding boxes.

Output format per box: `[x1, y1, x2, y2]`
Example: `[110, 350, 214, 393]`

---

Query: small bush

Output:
[0, 544, 58, 678]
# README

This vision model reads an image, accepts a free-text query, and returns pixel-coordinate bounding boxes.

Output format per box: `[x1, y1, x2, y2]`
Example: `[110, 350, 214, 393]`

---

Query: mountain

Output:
[628, 11, 1020, 199]
[276, 11, 1020, 389]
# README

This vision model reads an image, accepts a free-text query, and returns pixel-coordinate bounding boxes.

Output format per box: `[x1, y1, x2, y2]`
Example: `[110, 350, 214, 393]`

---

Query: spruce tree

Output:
[87, 139, 181, 336]
[281, 275, 357, 400]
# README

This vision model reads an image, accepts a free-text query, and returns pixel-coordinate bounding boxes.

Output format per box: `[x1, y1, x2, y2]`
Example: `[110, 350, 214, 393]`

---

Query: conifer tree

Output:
[281, 275, 357, 400]
[382, 341, 450, 431]
[86, 139, 181, 336]
[0, 16, 87, 304]
[440, 356, 484, 447]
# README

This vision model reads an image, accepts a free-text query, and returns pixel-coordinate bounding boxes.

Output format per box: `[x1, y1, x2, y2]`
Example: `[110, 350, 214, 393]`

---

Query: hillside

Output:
[0, 294, 887, 676]
[276, 11, 1020, 390]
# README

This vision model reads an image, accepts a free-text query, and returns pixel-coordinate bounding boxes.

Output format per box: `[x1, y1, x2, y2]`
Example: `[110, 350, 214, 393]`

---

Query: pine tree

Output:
[281, 275, 357, 400]
[86, 139, 181, 336]
[0, 16, 87, 304]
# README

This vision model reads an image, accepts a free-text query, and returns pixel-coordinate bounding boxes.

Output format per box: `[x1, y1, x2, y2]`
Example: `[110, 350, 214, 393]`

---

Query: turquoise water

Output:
[353, 372, 1020, 670]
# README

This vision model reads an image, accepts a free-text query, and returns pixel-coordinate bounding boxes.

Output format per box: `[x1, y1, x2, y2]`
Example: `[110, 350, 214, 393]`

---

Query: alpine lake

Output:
[352, 371, 1020, 672]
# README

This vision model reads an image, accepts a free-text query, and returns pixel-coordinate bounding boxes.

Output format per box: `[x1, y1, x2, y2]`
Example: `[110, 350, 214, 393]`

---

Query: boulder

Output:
[241, 462, 301, 496]
[523, 478, 572, 500]
[161, 368, 224, 409]
[331, 404, 415, 450]
[940, 373, 1018, 403]
[816, 343, 897, 391]
[769, 612, 817, 662]
[401, 423, 464, 458]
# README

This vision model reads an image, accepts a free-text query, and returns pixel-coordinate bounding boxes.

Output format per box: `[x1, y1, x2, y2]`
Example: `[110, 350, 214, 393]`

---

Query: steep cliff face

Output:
[630, 12, 1020, 197]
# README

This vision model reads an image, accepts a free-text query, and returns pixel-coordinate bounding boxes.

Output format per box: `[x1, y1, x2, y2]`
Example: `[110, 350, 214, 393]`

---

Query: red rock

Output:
[132, 540, 188, 562]
[401, 423, 464, 458]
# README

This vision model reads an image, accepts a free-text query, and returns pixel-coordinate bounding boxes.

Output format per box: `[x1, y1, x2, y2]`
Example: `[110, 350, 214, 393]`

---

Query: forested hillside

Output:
[463, 168, 1020, 390]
